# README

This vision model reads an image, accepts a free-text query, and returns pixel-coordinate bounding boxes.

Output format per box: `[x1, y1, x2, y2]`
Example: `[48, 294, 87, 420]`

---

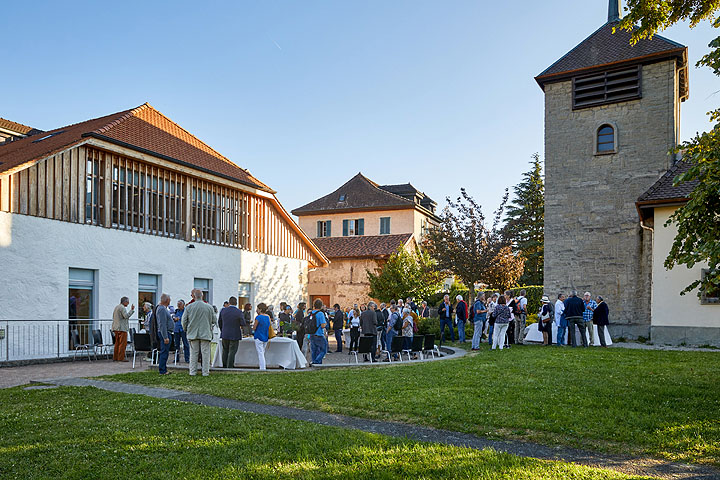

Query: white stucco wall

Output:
[651, 206, 717, 327]
[0, 212, 308, 321]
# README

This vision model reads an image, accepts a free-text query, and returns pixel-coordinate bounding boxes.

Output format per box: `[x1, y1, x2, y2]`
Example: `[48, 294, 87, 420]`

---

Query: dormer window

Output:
[339, 194, 346, 202]
[573, 65, 641, 109]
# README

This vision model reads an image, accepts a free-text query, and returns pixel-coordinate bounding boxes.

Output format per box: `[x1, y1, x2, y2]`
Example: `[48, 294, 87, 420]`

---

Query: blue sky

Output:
[2, 1, 717, 218]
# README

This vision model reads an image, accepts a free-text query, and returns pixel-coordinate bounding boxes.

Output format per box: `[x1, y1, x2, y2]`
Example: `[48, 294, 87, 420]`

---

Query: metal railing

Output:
[0, 319, 142, 362]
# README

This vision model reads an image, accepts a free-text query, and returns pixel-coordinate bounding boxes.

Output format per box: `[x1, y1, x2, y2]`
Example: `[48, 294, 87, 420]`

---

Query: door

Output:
[310, 295, 331, 309]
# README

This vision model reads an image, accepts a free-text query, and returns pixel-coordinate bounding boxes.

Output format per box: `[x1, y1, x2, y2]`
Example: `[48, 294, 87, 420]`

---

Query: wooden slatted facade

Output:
[0, 144, 324, 266]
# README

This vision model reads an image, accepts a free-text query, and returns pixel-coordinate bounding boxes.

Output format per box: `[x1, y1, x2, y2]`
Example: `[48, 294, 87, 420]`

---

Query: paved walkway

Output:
[611, 342, 720, 352]
[0, 359, 149, 389]
[41, 377, 718, 480]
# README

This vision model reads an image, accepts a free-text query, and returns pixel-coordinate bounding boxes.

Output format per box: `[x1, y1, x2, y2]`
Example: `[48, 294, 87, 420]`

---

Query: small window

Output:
[701, 269, 720, 305]
[380, 217, 391, 235]
[343, 219, 364, 236]
[339, 194, 346, 202]
[316, 220, 331, 238]
[194, 278, 212, 303]
[596, 124, 616, 154]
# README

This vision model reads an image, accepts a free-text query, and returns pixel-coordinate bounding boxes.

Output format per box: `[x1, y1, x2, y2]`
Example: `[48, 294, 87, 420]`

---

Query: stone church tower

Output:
[536, 0, 689, 338]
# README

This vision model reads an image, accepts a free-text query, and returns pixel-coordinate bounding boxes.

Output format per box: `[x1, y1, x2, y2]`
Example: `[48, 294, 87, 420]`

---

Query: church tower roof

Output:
[535, 1, 688, 99]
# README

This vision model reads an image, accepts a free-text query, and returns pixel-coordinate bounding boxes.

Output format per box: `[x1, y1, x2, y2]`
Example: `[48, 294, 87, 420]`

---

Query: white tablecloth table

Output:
[523, 323, 612, 346]
[212, 337, 308, 369]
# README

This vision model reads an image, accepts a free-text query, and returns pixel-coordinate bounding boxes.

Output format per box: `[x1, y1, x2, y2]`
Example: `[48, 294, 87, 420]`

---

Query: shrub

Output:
[526, 313, 539, 326]
[508, 285, 544, 315]
[416, 316, 475, 341]
[426, 280, 469, 307]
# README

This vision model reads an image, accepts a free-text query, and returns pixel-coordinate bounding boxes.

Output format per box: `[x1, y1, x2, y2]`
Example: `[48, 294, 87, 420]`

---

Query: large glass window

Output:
[85, 152, 103, 225]
[138, 274, 160, 326]
[238, 282, 253, 312]
[69, 268, 95, 347]
[194, 278, 212, 303]
[701, 269, 720, 305]
[380, 217, 391, 235]
[69, 268, 95, 320]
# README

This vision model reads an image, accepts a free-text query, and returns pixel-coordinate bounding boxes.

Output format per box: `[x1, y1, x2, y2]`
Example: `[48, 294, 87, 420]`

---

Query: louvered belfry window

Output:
[573, 65, 641, 109]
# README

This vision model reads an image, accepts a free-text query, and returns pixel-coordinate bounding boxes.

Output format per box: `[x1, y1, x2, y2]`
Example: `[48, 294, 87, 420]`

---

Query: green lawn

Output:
[0, 386, 649, 480]
[105, 345, 720, 466]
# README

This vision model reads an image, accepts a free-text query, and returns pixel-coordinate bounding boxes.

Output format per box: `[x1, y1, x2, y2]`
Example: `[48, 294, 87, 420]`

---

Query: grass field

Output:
[105, 345, 720, 466]
[0, 386, 651, 480]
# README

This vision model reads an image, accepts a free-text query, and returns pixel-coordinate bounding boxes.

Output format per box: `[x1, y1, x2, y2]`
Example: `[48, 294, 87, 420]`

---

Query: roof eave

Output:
[292, 205, 416, 216]
[82, 132, 276, 194]
[636, 197, 689, 221]
[535, 47, 688, 90]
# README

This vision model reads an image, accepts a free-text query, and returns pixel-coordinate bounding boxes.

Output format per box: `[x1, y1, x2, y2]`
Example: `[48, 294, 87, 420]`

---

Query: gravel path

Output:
[42, 377, 719, 480]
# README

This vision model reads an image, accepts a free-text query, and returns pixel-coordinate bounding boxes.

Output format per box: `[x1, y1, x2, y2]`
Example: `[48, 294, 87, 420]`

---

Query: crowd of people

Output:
[463, 289, 610, 350]
[109, 288, 610, 374]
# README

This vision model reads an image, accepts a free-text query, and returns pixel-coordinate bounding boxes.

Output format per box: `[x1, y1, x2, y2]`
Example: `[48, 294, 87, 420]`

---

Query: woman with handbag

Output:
[539, 295, 554, 346]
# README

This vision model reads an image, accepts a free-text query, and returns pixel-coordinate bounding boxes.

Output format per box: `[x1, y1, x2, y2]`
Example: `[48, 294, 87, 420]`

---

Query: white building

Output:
[0, 103, 328, 334]
[637, 162, 719, 345]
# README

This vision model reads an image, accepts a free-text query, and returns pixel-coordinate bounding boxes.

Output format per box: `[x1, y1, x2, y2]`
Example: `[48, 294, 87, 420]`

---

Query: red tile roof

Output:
[0, 104, 272, 192]
[292, 173, 415, 215]
[312, 233, 413, 259]
[0, 118, 42, 136]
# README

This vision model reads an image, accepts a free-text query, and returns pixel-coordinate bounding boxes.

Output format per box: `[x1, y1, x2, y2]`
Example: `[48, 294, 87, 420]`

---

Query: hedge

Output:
[508, 285, 544, 316]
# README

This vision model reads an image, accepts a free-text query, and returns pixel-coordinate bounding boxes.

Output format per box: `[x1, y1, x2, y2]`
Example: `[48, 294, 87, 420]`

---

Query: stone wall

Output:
[543, 60, 680, 338]
[307, 257, 382, 307]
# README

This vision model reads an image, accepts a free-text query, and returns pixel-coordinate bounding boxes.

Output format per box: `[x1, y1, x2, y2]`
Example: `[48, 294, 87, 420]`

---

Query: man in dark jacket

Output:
[455, 295, 468, 343]
[332, 304, 344, 352]
[294, 303, 306, 350]
[218, 296, 245, 368]
[592, 295, 609, 347]
[438, 294, 454, 342]
[360, 301, 378, 361]
[376, 303, 387, 352]
[564, 291, 587, 347]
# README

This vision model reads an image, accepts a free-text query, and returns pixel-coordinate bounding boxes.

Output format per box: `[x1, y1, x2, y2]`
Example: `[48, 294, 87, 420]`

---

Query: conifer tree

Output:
[503, 153, 544, 286]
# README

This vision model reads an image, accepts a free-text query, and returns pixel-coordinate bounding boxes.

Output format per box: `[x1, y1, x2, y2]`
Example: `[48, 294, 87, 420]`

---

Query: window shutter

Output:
[358, 218, 364, 236]
[573, 66, 641, 109]
[317, 221, 322, 238]
[343, 220, 348, 236]
[326, 220, 331, 237]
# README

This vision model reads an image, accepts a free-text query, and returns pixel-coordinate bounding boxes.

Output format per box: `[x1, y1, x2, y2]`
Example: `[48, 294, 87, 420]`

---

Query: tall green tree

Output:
[367, 246, 444, 303]
[618, 1, 720, 296]
[503, 153, 544, 286]
[424, 188, 525, 295]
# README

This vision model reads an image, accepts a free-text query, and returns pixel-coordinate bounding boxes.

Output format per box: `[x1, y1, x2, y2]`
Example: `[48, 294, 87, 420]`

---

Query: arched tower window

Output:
[596, 124, 616, 154]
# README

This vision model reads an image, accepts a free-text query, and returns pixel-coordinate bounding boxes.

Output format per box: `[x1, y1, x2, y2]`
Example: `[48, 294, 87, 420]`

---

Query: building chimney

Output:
[608, 0, 621, 23]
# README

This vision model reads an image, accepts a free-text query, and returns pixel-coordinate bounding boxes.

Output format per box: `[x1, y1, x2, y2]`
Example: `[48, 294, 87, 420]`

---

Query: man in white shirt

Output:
[555, 293, 567, 346]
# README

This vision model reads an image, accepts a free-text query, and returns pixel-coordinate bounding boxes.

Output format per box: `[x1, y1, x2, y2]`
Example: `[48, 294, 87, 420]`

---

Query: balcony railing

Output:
[0, 319, 143, 362]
